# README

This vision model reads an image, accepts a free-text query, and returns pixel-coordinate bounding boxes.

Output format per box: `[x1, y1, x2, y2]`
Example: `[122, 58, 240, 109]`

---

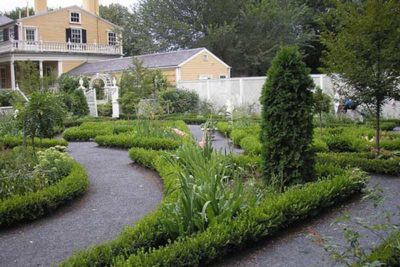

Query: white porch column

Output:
[39, 60, 43, 78]
[10, 60, 15, 90]
[58, 61, 63, 77]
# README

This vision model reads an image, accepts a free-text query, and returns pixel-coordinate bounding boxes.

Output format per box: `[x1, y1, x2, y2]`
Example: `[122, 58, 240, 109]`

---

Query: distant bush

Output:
[159, 88, 199, 114]
[97, 102, 113, 117]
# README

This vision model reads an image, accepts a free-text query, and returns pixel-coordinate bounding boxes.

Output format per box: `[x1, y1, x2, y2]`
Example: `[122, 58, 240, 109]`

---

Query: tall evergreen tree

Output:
[261, 46, 315, 190]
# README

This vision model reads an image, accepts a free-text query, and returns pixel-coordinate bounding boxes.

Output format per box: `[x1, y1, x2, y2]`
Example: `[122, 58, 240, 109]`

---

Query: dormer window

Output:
[70, 12, 81, 24]
[108, 32, 117, 46]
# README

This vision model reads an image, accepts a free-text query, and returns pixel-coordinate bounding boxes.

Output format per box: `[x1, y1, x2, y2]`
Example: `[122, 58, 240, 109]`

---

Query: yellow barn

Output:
[68, 47, 232, 85]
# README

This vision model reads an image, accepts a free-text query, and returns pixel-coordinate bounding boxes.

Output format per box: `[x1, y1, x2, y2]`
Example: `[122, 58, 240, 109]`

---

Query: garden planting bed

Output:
[58, 119, 378, 267]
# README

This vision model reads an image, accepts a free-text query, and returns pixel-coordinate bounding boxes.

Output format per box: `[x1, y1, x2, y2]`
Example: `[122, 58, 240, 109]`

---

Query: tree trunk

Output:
[375, 102, 381, 155]
[319, 112, 323, 137]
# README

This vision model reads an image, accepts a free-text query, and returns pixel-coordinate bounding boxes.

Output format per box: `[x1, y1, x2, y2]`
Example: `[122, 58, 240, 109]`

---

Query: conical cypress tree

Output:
[260, 46, 315, 189]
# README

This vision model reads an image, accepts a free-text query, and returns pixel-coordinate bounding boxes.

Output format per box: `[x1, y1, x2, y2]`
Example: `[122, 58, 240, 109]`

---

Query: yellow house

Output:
[68, 47, 232, 85]
[0, 0, 122, 90]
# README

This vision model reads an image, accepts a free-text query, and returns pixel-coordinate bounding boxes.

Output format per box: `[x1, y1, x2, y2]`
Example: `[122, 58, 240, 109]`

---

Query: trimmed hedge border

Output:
[318, 153, 400, 176]
[61, 149, 367, 267]
[353, 231, 400, 266]
[0, 162, 89, 227]
[116, 170, 368, 266]
[231, 153, 400, 176]
[0, 136, 68, 149]
[95, 135, 182, 150]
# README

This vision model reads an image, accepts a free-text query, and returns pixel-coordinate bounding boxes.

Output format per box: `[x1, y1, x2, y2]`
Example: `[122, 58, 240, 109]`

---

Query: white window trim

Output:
[107, 31, 117, 46]
[24, 26, 38, 42]
[69, 11, 81, 24]
[70, 27, 83, 44]
[199, 74, 213, 80]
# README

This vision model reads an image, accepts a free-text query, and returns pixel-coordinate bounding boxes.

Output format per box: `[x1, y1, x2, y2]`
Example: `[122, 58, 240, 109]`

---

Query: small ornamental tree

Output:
[313, 87, 332, 136]
[322, 0, 400, 154]
[261, 46, 315, 190]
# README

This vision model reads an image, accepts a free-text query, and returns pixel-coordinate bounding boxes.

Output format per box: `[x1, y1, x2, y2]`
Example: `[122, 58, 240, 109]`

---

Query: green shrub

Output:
[216, 121, 232, 136]
[0, 90, 18, 106]
[97, 103, 113, 117]
[128, 148, 163, 169]
[0, 136, 67, 149]
[261, 46, 315, 187]
[317, 153, 400, 176]
[240, 135, 262, 155]
[230, 129, 249, 145]
[159, 88, 200, 114]
[63, 127, 110, 141]
[95, 134, 182, 150]
[117, 170, 367, 267]
[313, 138, 329, 152]
[0, 162, 88, 227]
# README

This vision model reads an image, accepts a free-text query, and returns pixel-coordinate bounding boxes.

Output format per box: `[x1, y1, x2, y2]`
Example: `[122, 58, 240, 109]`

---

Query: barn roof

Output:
[0, 16, 14, 27]
[68, 47, 207, 76]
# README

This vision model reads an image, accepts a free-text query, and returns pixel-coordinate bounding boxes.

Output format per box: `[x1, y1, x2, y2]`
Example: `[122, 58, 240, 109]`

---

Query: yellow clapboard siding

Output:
[180, 51, 230, 81]
[21, 8, 117, 45]
[161, 68, 177, 86]
[63, 61, 86, 73]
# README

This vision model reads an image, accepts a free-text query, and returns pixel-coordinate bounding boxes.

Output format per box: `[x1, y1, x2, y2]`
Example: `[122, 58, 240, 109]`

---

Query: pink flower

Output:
[199, 137, 206, 149]
[172, 128, 187, 137]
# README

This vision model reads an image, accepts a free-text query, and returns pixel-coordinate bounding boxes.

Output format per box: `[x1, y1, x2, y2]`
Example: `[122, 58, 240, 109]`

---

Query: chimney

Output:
[34, 0, 48, 14]
[83, 0, 100, 16]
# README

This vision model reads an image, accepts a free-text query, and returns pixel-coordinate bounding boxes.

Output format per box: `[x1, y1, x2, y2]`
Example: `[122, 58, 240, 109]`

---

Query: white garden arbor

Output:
[79, 73, 120, 118]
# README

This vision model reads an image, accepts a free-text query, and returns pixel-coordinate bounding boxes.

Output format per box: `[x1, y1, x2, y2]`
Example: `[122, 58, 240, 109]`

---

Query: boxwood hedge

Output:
[0, 136, 68, 149]
[0, 162, 89, 227]
[116, 169, 367, 267]
[61, 148, 368, 267]
[95, 134, 182, 150]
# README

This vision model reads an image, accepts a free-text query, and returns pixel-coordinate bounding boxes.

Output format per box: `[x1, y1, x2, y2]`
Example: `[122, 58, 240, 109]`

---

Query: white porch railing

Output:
[0, 40, 122, 55]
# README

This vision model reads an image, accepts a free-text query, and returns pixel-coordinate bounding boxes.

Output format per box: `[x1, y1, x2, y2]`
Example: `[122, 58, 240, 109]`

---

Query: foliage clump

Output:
[261, 46, 315, 189]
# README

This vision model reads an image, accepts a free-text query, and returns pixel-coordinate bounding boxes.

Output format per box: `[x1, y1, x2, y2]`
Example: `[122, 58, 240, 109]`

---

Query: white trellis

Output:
[79, 73, 120, 118]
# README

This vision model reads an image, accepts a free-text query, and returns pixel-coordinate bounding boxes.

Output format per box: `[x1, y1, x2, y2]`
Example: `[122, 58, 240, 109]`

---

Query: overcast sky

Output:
[0, 0, 137, 13]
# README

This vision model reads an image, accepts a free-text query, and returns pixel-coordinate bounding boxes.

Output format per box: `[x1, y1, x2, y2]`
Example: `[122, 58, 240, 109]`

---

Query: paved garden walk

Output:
[0, 142, 163, 267]
[189, 125, 400, 267]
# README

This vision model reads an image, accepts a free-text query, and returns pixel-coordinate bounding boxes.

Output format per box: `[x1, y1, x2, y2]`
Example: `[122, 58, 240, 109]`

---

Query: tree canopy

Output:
[322, 0, 400, 153]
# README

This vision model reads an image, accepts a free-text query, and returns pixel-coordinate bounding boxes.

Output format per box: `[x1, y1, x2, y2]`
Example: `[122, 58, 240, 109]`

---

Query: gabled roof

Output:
[68, 48, 225, 76]
[0, 15, 14, 27]
[17, 5, 121, 29]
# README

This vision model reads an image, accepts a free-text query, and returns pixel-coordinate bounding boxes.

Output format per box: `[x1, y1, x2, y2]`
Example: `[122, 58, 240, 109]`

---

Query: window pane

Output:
[71, 29, 82, 43]
[26, 29, 36, 42]
[108, 32, 117, 45]
[70, 12, 80, 23]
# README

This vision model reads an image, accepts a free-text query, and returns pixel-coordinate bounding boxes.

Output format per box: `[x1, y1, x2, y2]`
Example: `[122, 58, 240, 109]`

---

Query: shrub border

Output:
[0, 162, 89, 227]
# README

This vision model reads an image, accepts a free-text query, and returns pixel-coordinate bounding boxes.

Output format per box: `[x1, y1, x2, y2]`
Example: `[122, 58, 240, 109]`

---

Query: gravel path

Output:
[188, 124, 243, 154]
[0, 142, 163, 267]
[189, 125, 400, 267]
[216, 175, 400, 267]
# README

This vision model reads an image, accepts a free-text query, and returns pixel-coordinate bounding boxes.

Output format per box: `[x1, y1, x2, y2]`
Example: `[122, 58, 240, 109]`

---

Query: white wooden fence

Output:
[177, 75, 400, 118]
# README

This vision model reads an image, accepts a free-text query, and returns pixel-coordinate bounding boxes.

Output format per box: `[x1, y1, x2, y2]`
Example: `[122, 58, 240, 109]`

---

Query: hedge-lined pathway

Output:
[216, 174, 400, 267]
[188, 124, 243, 154]
[0, 142, 163, 267]
[190, 124, 400, 267]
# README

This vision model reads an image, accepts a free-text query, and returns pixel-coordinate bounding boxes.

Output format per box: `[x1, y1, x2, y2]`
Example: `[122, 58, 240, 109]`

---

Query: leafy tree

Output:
[261, 46, 315, 190]
[321, 0, 400, 154]
[313, 87, 332, 135]
[127, 0, 316, 76]
[119, 91, 138, 119]
[1, 7, 34, 19]
[17, 92, 66, 148]
[159, 88, 199, 114]
[58, 75, 89, 116]
[16, 61, 56, 94]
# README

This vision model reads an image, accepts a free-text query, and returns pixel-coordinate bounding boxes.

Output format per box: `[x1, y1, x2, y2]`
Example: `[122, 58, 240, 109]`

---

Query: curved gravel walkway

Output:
[189, 125, 400, 267]
[0, 142, 162, 267]
[216, 174, 400, 267]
